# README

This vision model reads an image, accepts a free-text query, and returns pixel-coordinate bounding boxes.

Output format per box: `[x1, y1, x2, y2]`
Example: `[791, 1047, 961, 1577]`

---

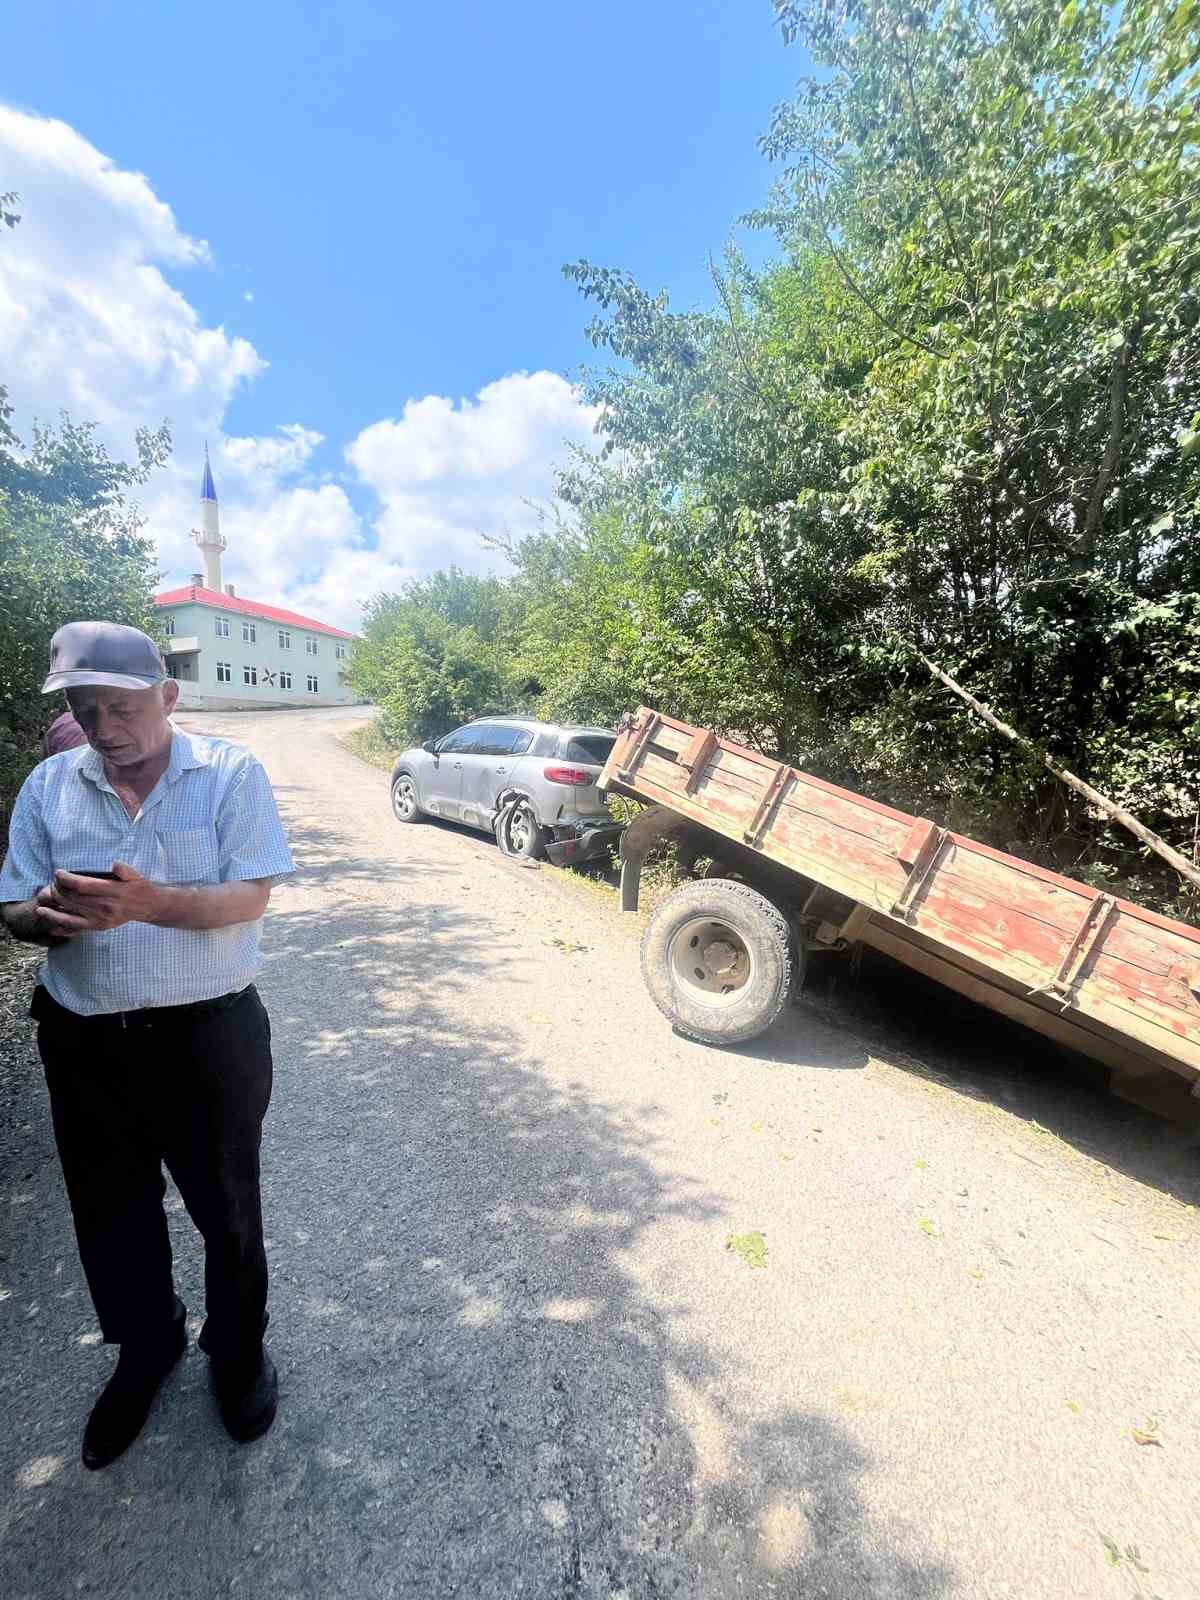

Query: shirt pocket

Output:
[156, 827, 221, 885]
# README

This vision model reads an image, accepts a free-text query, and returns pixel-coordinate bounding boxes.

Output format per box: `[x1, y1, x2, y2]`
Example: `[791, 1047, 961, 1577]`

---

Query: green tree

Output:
[754, 0, 1200, 885]
[0, 418, 168, 822]
[555, 0, 1200, 910]
[350, 568, 518, 744]
[505, 499, 697, 730]
[560, 254, 876, 756]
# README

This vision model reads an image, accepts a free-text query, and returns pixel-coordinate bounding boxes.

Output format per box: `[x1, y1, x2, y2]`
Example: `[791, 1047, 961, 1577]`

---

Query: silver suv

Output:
[389, 717, 622, 866]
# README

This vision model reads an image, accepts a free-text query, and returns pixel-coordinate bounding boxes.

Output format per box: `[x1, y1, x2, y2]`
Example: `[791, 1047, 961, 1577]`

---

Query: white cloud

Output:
[278, 546, 417, 628]
[0, 106, 260, 443]
[348, 372, 601, 571]
[0, 106, 599, 633]
[223, 422, 323, 480]
[350, 372, 599, 486]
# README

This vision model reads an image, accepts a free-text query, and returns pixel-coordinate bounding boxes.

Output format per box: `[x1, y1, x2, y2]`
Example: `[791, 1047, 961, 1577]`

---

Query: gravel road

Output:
[2, 706, 1198, 1600]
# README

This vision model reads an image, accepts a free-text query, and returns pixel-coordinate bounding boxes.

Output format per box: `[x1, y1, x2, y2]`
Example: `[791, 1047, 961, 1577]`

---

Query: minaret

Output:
[192, 444, 226, 591]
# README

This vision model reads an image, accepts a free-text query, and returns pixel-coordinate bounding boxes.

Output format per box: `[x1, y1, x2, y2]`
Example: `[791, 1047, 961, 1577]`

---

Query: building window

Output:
[278, 630, 291, 650]
[215, 616, 230, 638]
[164, 616, 176, 638]
[279, 671, 293, 690]
[335, 641, 347, 660]
[242, 621, 256, 644]
[216, 661, 232, 683]
[306, 674, 318, 694]
[305, 636, 318, 656]
[243, 665, 257, 687]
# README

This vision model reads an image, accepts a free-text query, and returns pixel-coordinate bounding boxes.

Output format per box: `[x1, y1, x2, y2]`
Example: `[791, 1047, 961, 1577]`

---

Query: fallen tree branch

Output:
[913, 648, 1200, 894]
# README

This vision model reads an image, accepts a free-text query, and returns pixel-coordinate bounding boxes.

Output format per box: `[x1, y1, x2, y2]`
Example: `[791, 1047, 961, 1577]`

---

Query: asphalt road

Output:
[2, 706, 1198, 1600]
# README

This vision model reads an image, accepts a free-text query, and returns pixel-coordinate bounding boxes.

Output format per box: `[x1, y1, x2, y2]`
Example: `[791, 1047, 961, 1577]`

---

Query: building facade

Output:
[155, 453, 360, 710]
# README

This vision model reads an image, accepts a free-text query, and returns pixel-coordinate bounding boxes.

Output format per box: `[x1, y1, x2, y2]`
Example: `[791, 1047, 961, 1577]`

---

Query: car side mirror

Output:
[422, 738, 439, 756]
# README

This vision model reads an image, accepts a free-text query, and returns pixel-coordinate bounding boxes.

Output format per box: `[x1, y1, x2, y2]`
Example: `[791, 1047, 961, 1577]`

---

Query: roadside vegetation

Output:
[0, 195, 166, 840]
[340, 718, 403, 773]
[0, 404, 166, 836]
[352, 0, 1200, 919]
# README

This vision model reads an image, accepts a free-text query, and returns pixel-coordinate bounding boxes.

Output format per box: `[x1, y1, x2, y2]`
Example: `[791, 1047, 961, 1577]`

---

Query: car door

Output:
[458, 723, 531, 830]
[422, 725, 475, 817]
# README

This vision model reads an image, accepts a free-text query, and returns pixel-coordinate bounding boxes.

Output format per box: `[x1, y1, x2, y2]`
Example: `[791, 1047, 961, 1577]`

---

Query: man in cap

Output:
[0, 621, 294, 1468]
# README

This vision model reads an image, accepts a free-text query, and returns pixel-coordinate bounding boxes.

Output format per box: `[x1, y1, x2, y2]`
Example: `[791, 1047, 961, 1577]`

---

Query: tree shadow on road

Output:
[269, 798, 445, 892]
[1, 891, 954, 1600]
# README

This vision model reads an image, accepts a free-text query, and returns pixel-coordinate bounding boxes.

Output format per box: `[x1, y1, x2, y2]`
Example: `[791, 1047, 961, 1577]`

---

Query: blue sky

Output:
[0, 2, 806, 625]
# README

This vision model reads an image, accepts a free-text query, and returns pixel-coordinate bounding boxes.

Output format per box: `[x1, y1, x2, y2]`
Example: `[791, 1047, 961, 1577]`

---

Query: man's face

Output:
[66, 682, 179, 767]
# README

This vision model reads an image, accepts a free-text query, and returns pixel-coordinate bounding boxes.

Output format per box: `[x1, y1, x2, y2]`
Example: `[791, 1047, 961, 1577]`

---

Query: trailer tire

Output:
[703, 857, 742, 881]
[641, 879, 800, 1045]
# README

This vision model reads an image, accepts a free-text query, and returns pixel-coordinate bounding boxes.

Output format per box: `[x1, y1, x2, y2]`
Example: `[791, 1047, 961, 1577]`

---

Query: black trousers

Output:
[33, 984, 274, 1366]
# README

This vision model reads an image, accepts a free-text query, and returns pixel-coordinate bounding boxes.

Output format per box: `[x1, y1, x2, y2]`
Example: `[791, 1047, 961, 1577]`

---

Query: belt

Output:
[31, 985, 253, 1030]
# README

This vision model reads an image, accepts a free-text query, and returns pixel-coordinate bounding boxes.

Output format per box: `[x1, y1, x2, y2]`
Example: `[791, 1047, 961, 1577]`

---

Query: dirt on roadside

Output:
[0, 940, 41, 1141]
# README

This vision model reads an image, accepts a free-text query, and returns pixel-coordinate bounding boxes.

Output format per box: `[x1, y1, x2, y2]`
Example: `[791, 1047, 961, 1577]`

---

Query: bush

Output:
[0, 409, 167, 839]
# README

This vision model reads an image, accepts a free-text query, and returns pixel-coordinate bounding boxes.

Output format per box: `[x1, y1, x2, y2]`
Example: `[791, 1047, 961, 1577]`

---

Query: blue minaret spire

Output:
[201, 441, 218, 504]
[194, 442, 226, 589]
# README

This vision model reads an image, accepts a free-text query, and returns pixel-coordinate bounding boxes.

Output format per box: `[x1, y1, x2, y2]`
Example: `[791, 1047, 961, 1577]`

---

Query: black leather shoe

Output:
[214, 1349, 278, 1443]
[81, 1315, 187, 1470]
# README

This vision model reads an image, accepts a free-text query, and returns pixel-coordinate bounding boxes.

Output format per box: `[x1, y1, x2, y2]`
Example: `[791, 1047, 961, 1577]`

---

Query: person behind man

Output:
[0, 621, 295, 1469]
[43, 709, 88, 758]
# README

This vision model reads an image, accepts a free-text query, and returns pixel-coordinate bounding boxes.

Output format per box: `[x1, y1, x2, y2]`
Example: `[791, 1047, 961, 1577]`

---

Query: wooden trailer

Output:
[600, 708, 1200, 1119]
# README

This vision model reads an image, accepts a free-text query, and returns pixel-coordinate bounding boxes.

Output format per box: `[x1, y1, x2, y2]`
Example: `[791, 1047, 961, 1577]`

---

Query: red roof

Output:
[154, 584, 356, 640]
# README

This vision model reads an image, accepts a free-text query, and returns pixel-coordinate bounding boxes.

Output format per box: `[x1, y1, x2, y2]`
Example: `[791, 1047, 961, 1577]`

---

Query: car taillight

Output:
[543, 765, 592, 786]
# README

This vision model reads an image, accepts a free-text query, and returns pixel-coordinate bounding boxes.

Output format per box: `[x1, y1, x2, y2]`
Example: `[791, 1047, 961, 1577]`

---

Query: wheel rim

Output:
[393, 777, 416, 818]
[667, 915, 756, 1007]
[509, 804, 535, 851]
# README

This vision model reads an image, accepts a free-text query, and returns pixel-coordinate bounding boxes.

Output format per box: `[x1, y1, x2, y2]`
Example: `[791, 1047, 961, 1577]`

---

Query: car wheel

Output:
[495, 797, 546, 861]
[391, 774, 423, 824]
[640, 878, 800, 1045]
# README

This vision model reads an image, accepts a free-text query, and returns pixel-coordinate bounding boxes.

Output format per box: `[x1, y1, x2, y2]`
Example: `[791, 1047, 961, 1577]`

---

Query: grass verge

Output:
[339, 717, 402, 773]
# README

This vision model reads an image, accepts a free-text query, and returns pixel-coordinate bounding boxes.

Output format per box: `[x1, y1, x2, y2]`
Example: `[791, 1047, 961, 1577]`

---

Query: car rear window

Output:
[558, 734, 616, 766]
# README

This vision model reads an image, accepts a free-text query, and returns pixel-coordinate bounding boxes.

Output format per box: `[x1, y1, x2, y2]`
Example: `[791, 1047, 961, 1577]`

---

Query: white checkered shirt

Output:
[0, 729, 295, 1016]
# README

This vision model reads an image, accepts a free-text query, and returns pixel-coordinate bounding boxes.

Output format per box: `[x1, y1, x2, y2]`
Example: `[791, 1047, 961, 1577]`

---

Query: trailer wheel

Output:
[703, 857, 742, 881]
[641, 879, 800, 1045]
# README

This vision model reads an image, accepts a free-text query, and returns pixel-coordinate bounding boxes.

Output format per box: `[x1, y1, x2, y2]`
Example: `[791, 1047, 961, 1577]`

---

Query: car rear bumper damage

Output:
[544, 819, 624, 868]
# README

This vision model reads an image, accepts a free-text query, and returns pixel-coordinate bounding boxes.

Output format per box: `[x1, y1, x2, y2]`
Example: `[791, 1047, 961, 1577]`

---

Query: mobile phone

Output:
[71, 870, 118, 880]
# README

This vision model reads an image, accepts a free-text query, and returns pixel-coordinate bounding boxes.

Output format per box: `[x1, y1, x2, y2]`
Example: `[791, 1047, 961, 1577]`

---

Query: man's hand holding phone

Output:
[36, 864, 163, 938]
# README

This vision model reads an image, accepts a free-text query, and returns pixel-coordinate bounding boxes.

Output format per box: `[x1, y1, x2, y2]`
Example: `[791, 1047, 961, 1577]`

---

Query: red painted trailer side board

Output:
[602, 709, 1200, 1088]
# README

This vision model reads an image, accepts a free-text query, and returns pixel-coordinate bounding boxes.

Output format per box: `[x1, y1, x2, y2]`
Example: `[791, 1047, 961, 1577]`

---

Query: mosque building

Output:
[155, 450, 359, 709]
